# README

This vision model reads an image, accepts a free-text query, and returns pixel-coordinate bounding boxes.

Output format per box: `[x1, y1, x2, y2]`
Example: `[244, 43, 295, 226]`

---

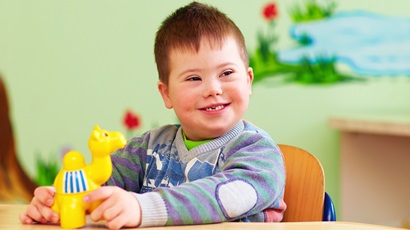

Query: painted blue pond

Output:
[277, 11, 410, 76]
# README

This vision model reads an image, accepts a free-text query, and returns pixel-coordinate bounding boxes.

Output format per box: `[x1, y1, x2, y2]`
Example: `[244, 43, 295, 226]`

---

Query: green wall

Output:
[1, 0, 410, 217]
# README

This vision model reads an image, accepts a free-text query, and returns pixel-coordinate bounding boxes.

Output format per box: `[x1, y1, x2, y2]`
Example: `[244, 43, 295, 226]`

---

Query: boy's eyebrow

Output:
[177, 62, 239, 77]
[217, 62, 238, 69]
[177, 68, 201, 78]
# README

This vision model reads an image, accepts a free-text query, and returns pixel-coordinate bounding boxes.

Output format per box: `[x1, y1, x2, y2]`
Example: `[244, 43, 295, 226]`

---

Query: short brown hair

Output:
[154, 2, 249, 85]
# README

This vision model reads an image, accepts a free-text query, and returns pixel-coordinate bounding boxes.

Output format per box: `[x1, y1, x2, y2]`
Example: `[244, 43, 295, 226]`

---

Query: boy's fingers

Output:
[20, 186, 58, 225]
[28, 195, 59, 223]
[34, 186, 55, 206]
[24, 204, 47, 223]
[83, 187, 114, 203]
[87, 187, 118, 222]
[102, 203, 121, 221]
[38, 205, 59, 223]
[89, 200, 112, 222]
[105, 215, 126, 230]
[30, 198, 51, 220]
[19, 213, 34, 224]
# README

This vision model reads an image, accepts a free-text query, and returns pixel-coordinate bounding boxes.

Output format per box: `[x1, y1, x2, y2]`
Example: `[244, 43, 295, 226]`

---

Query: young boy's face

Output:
[158, 36, 253, 141]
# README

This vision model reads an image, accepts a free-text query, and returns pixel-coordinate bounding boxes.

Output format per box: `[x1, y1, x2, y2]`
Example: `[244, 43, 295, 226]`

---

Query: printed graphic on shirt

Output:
[141, 146, 221, 192]
[185, 158, 215, 182]
[62, 169, 89, 194]
[141, 148, 185, 192]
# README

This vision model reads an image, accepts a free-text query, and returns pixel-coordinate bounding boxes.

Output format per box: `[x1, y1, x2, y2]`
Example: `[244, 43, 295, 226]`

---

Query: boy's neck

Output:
[182, 132, 213, 150]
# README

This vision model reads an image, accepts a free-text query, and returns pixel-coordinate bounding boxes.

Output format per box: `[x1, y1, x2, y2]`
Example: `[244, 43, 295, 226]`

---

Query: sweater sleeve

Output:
[105, 134, 148, 192]
[137, 133, 286, 226]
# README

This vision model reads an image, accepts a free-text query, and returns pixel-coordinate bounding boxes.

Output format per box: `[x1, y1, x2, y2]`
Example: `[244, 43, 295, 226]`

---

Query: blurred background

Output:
[1, 0, 409, 228]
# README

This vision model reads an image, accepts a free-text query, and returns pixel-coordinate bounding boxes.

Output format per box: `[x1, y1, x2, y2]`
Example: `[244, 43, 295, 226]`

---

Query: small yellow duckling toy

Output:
[51, 125, 126, 229]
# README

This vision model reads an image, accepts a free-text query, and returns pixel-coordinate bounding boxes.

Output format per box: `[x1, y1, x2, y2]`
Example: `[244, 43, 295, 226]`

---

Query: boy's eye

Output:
[187, 76, 201, 81]
[221, 70, 233, 77]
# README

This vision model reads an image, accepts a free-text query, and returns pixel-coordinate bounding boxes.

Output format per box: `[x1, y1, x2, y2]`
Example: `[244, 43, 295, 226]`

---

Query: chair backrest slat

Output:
[279, 144, 325, 222]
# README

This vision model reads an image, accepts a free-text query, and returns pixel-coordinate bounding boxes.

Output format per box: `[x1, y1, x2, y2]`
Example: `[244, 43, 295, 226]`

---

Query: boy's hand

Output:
[83, 186, 142, 230]
[19, 186, 59, 224]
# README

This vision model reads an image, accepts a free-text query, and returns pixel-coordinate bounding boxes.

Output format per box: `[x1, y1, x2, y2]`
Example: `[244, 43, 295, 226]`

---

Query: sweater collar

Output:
[176, 121, 245, 163]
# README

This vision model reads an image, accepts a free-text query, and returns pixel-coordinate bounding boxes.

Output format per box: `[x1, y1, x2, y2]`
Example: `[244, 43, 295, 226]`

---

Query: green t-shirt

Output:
[183, 132, 213, 150]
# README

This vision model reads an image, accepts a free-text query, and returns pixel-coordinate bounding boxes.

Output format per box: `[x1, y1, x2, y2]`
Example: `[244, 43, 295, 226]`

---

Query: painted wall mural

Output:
[250, 0, 410, 85]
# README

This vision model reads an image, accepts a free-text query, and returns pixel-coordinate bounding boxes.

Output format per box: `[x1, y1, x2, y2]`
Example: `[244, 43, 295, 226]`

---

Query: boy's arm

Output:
[136, 134, 286, 227]
[104, 136, 147, 192]
[105, 145, 146, 192]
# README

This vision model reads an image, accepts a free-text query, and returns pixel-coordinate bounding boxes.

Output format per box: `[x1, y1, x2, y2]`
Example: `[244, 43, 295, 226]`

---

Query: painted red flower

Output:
[123, 110, 141, 130]
[262, 2, 278, 21]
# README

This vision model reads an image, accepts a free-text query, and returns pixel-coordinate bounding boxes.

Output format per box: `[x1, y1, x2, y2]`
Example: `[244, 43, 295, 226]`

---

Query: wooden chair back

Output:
[279, 144, 325, 222]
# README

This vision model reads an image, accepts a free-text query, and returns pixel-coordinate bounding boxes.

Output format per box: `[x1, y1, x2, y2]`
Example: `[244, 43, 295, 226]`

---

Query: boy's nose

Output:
[203, 80, 222, 97]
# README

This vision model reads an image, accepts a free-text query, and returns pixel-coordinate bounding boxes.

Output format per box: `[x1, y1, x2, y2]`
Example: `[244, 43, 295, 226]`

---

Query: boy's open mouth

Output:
[202, 104, 228, 111]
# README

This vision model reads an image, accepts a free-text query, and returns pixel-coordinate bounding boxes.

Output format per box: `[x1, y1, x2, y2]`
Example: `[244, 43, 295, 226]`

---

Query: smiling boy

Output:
[20, 2, 286, 229]
[158, 37, 253, 141]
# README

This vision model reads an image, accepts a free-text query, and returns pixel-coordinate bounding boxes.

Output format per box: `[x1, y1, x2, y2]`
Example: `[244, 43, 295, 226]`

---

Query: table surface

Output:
[328, 113, 410, 137]
[1, 204, 406, 230]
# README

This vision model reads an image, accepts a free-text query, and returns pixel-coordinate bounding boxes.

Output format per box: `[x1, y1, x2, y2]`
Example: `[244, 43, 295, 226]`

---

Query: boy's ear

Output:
[247, 67, 254, 95]
[157, 81, 173, 109]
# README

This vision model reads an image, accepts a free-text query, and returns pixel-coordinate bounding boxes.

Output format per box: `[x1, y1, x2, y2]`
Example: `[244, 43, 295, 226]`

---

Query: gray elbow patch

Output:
[215, 179, 258, 219]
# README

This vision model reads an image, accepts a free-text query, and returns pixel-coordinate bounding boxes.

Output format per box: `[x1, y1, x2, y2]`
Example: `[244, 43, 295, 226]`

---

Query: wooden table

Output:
[1, 204, 406, 230]
[329, 113, 410, 226]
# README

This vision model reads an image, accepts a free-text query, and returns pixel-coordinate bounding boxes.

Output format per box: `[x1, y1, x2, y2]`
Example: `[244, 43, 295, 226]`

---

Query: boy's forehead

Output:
[171, 36, 238, 54]
[168, 36, 245, 75]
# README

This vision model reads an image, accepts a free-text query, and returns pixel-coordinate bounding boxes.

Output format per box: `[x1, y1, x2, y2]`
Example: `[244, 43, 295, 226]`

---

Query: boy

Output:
[19, 2, 286, 229]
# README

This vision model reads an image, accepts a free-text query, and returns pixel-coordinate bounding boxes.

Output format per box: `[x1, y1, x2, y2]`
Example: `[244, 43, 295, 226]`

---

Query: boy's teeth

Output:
[206, 105, 224, 111]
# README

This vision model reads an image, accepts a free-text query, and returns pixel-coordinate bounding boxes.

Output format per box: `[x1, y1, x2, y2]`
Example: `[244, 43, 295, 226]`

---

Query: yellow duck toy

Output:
[51, 125, 126, 229]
